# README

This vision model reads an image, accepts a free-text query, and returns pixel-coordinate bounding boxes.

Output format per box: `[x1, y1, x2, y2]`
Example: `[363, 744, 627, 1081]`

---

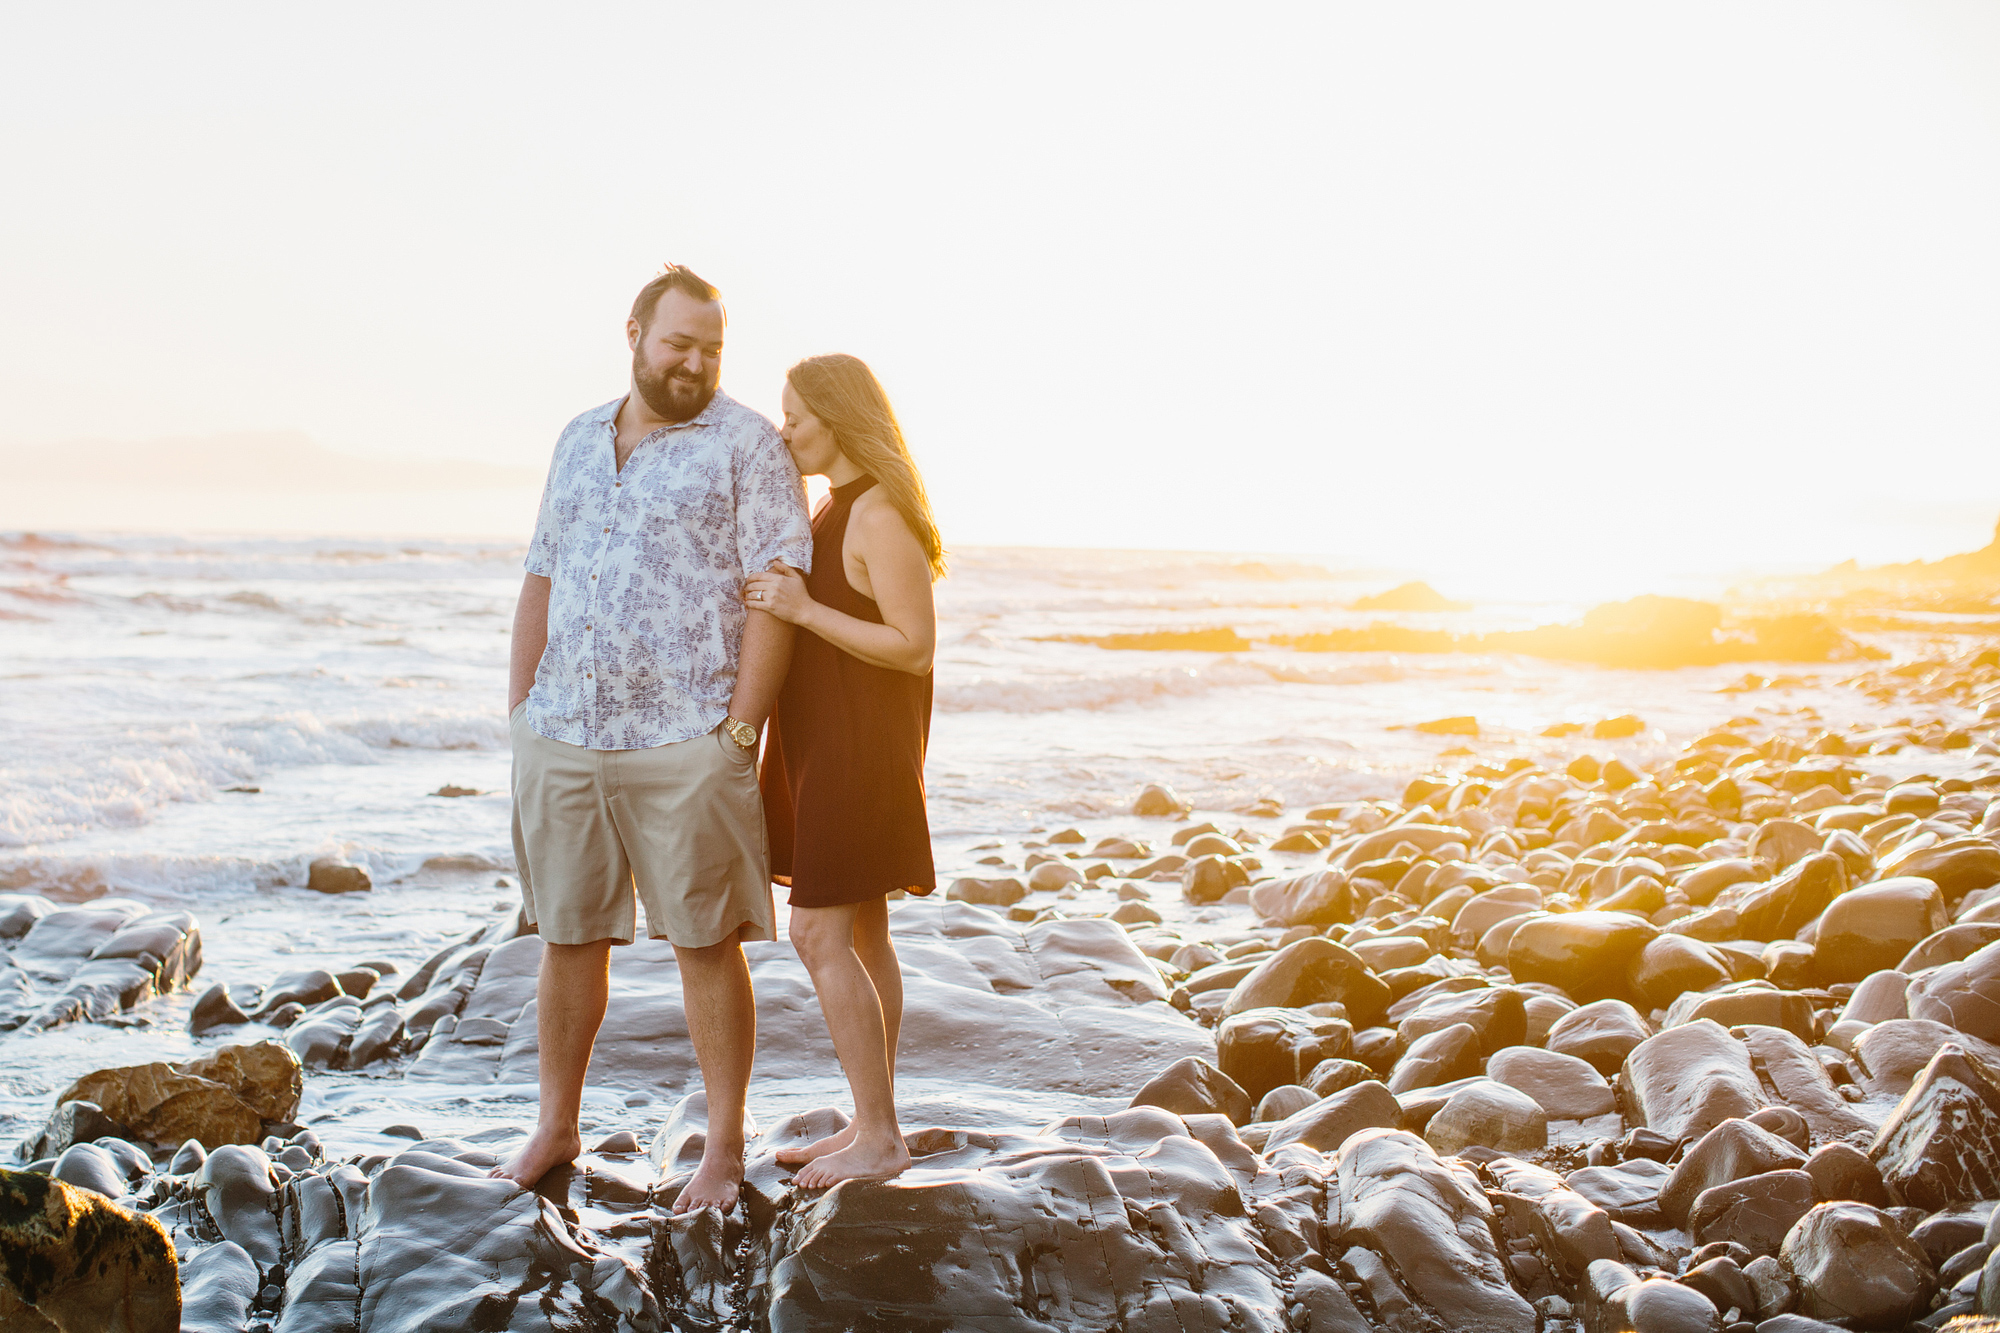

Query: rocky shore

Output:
[2, 643, 2000, 1331]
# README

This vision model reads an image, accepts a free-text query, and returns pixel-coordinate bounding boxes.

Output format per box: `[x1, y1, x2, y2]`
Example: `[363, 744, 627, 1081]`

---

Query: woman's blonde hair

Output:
[787, 354, 946, 580]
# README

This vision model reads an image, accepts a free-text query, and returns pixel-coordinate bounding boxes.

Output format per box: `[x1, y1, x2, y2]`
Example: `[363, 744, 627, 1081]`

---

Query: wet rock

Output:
[1256, 1084, 1318, 1123]
[187, 982, 249, 1035]
[50, 1063, 261, 1152]
[1680, 1255, 1756, 1321]
[1629, 934, 1736, 1009]
[1843, 970, 1910, 1024]
[1396, 985, 1526, 1055]
[1624, 1019, 1763, 1143]
[1742, 1253, 1795, 1320]
[1248, 869, 1355, 928]
[1749, 820, 1822, 871]
[1129, 1056, 1253, 1125]
[1908, 940, 2000, 1045]
[1507, 911, 1658, 1001]
[1854, 1018, 2000, 1097]
[1782, 1201, 1937, 1329]
[1567, 1157, 1672, 1227]
[1547, 999, 1652, 1075]
[945, 876, 1027, 906]
[1584, 1258, 1722, 1333]
[343, 1004, 406, 1068]
[1803, 1142, 1888, 1206]
[18, 1099, 136, 1160]
[1487, 1046, 1616, 1119]
[253, 968, 342, 1017]
[1184, 854, 1246, 904]
[1903, 924, 2000, 973]
[1884, 837, 2000, 898]
[1665, 987, 1816, 1043]
[1687, 1169, 1817, 1255]
[1330, 1129, 1536, 1333]
[1735, 1025, 1873, 1142]
[1869, 1043, 2000, 1210]
[1133, 782, 1190, 816]
[1387, 1022, 1482, 1093]
[0, 1167, 179, 1331]
[1426, 1080, 1547, 1155]
[1814, 877, 1947, 984]
[1217, 1007, 1352, 1103]
[1222, 936, 1389, 1023]
[181, 1041, 302, 1123]
[306, 857, 370, 893]
[1662, 1120, 1807, 1228]
[1263, 1079, 1403, 1154]
[177, 1240, 256, 1333]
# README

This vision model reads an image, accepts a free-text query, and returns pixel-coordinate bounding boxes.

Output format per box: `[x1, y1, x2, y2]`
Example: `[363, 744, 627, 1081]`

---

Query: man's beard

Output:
[633, 354, 718, 423]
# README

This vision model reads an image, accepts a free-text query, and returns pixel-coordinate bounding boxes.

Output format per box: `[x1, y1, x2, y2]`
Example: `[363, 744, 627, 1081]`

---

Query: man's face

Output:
[628, 289, 725, 423]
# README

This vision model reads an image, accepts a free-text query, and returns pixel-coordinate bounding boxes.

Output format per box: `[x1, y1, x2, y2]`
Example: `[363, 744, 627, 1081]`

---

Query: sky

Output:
[4, 2, 1999, 597]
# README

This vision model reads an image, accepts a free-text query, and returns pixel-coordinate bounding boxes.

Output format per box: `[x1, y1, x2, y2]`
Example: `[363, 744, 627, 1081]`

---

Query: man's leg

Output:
[786, 902, 911, 1187]
[673, 934, 757, 1212]
[492, 938, 612, 1186]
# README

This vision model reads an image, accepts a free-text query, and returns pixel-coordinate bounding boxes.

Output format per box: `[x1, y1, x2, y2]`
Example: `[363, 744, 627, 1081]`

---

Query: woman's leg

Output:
[783, 901, 911, 1185]
[850, 896, 902, 1087]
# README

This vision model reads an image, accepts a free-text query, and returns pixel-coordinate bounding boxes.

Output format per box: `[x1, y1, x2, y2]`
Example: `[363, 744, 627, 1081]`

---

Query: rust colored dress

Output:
[760, 475, 936, 905]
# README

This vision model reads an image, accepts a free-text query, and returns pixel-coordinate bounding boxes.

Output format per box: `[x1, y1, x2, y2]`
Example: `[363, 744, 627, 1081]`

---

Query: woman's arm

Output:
[744, 499, 935, 674]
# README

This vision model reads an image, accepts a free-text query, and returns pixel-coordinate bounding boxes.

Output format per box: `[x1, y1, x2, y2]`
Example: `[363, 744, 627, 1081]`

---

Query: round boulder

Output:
[1425, 1080, 1547, 1156]
[1812, 878, 1945, 985]
[1781, 1201, 1937, 1329]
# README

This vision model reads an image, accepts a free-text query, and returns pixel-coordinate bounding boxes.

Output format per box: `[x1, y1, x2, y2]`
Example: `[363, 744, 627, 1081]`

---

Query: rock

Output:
[1782, 1201, 1938, 1328]
[177, 1240, 256, 1333]
[1664, 987, 1816, 1043]
[50, 1141, 128, 1198]
[1221, 936, 1389, 1023]
[946, 876, 1027, 906]
[1387, 1022, 1483, 1093]
[187, 983, 249, 1035]
[1547, 999, 1652, 1075]
[1624, 1020, 1764, 1144]
[1264, 1079, 1403, 1155]
[1884, 837, 2000, 898]
[1869, 1043, 2000, 1210]
[1426, 1080, 1547, 1155]
[1306, 1058, 1380, 1097]
[1396, 985, 1526, 1055]
[1182, 854, 1239, 904]
[1902, 924, 2000, 974]
[306, 857, 371, 893]
[1566, 1158, 1673, 1226]
[343, 1004, 406, 1068]
[1629, 934, 1736, 1009]
[1133, 783, 1189, 816]
[1908, 941, 2000, 1045]
[1688, 1169, 1818, 1256]
[1248, 870, 1354, 928]
[1843, 970, 1911, 1024]
[1749, 821, 1822, 872]
[1727, 853, 1848, 942]
[1027, 860, 1083, 891]
[18, 1099, 136, 1161]
[191, 1144, 280, 1267]
[1216, 1008, 1352, 1103]
[1743, 1253, 1796, 1319]
[51, 1064, 261, 1151]
[1330, 1129, 1536, 1333]
[0, 1167, 179, 1331]
[1507, 911, 1659, 1002]
[1129, 1056, 1252, 1126]
[1585, 1260, 1722, 1333]
[1803, 1142, 1888, 1206]
[1487, 1046, 1616, 1119]
[1680, 1255, 1757, 1321]
[1256, 1084, 1318, 1123]
[182, 1041, 303, 1122]
[1745, 1105, 1809, 1150]
[1814, 878, 1947, 984]
[1662, 1120, 1808, 1228]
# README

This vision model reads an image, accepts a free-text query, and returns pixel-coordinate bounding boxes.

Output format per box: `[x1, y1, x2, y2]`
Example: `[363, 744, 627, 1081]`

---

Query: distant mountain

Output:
[0, 432, 540, 493]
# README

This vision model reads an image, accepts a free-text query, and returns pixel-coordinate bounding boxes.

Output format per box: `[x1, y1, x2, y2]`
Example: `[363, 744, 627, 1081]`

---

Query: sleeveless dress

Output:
[760, 475, 936, 906]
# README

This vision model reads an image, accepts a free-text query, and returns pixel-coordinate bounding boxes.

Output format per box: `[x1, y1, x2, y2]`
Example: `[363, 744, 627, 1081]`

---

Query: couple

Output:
[496, 265, 942, 1210]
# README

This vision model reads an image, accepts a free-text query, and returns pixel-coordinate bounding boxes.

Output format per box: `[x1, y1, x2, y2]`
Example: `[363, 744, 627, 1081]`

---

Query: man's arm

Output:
[727, 608, 793, 731]
[509, 573, 552, 714]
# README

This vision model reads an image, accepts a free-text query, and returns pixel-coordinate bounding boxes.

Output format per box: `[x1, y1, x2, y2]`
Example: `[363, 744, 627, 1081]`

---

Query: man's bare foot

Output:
[673, 1142, 745, 1213]
[774, 1122, 854, 1167]
[793, 1135, 911, 1189]
[489, 1125, 582, 1188]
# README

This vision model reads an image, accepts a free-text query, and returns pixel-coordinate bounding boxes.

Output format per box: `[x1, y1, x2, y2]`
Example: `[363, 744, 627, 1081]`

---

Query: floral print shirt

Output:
[521, 392, 812, 750]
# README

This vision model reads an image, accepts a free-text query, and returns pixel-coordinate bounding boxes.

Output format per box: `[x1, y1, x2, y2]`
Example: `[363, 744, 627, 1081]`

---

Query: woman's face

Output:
[780, 382, 844, 477]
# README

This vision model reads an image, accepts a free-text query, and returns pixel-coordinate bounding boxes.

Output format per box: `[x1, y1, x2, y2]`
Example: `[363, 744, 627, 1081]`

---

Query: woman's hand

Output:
[744, 561, 814, 625]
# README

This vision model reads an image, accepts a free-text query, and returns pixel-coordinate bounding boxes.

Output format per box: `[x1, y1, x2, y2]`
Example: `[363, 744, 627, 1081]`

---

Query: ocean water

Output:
[0, 531, 1926, 900]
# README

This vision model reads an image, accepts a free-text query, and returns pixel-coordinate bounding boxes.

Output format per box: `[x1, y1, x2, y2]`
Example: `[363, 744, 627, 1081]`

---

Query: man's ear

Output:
[626, 317, 641, 350]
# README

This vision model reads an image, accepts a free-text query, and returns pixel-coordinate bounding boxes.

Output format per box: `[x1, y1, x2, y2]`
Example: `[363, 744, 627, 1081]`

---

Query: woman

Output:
[743, 353, 944, 1187]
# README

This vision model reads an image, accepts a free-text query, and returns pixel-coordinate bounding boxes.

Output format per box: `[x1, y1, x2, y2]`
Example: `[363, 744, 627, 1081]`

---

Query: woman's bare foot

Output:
[489, 1125, 581, 1188]
[774, 1122, 854, 1167]
[793, 1135, 911, 1189]
[673, 1143, 745, 1213]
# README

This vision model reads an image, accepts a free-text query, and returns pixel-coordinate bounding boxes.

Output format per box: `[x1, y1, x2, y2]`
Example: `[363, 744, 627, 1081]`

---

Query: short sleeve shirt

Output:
[521, 391, 813, 750]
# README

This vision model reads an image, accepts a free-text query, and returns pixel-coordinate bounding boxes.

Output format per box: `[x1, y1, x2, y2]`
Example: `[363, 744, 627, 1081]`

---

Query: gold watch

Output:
[722, 716, 758, 749]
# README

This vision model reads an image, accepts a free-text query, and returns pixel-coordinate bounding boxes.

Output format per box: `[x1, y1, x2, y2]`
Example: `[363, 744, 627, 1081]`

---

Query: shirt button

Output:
[603, 527, 611, 533]
[586, 673, 593, 679]
[585, 625, 591, 630]
[591, 574, 597, 580]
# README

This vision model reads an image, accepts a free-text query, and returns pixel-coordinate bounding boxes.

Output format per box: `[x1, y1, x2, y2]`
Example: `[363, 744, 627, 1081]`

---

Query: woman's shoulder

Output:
[847, 486, 922, 550]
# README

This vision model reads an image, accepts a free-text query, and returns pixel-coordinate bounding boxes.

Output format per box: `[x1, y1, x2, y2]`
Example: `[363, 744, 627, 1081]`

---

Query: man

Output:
[493, 264, 811, 1212]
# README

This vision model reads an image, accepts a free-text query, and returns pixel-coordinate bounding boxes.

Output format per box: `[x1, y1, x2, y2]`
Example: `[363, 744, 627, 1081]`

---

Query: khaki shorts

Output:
[509, 707, 775, 947]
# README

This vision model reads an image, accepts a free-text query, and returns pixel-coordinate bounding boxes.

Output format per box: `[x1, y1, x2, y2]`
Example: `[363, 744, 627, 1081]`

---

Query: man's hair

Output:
[630, 264, 722, 331]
